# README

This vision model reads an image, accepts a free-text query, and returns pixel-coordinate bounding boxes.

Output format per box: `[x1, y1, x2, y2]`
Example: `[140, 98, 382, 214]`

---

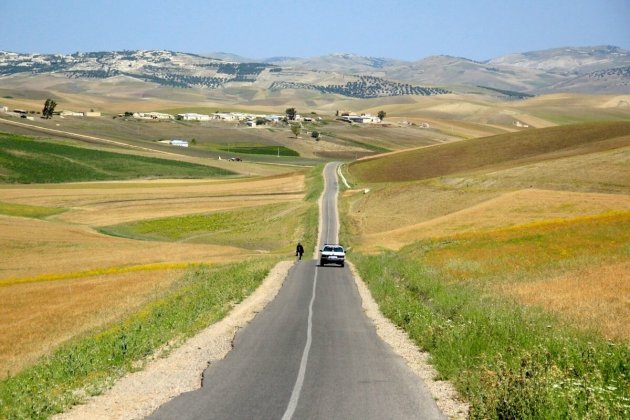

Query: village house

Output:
[60, 110, 84, 117]
[338, 113, 381, 124]
[134, 112, 174, 120]
[176, 113, 211, 121]
[212, 112, 237, 121]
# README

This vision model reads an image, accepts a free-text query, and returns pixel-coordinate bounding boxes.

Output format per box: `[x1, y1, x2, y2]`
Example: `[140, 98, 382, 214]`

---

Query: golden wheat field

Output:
[341, 126, 630, 341]
[503, 261, 630, 341]
[351, 188, 630, 251]
[0, 171, 305, 377]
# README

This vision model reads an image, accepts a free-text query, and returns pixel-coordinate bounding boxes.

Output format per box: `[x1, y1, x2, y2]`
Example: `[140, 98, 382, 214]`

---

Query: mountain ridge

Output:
[1, 45, 629, 98]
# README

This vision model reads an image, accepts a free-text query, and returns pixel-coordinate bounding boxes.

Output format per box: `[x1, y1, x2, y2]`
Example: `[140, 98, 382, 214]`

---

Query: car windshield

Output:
[333, 247, 344, 252]
[323, 246, 333, 252]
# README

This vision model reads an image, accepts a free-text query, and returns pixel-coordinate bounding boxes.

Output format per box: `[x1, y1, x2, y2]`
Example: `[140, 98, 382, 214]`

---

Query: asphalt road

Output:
[149, 163, 444, 419]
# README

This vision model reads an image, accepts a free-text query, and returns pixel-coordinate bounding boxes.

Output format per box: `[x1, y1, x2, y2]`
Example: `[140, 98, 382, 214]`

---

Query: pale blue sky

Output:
[1, 0, 628, 61]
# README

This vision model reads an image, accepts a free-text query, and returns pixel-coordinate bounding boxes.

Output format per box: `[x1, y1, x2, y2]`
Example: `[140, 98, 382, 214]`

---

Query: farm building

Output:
[134, 112, 174, 120]
[61, 110, 84, 117]
[176, 113, 211, 121]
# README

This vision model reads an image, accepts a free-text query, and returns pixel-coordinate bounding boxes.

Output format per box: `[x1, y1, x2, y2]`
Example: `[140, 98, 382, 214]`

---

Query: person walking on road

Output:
[295, 242, 304, 260]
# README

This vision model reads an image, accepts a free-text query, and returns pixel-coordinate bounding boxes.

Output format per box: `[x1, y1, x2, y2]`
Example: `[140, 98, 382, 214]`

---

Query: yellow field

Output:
[503, 261, 630, 341]
[0, 171, 305, 377]
[341, 125, 630, 342]
[0, 269, 185, 377]
[354, 189, 630, 251]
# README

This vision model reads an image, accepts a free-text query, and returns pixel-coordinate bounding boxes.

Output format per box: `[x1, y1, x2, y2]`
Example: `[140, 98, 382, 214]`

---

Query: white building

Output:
[60, 110, 84, 117]
[340, 113, 381, 124]
[176, 113, 211, 121]
[134, 112, 174, 120]
[212, 112, 237, 121]
[0, 106, 8, 113]
[159, 139, 189, 147]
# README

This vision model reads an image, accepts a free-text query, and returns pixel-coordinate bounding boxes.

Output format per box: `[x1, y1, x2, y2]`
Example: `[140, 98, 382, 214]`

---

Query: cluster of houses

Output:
[125, 111, 289, 127]
[0, 105, 101, 119]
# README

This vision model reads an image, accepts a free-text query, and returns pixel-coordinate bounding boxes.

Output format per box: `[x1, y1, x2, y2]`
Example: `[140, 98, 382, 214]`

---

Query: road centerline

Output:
[281, 265, 318, 420]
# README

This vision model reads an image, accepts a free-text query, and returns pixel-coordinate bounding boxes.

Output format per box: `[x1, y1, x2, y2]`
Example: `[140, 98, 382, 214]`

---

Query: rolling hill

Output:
[347, 121, 630, 183]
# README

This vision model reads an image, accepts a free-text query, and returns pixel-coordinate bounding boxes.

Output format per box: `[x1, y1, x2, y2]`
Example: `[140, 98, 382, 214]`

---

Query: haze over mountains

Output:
[1, 45, 629, 101]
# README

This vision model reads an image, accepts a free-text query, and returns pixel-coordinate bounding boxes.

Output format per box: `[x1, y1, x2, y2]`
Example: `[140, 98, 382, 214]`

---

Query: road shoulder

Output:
[348, 262, 470, 419]
[54, 260, 294, 420]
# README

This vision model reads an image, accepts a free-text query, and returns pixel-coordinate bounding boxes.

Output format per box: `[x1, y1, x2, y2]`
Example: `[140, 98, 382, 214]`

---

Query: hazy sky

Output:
[1, 0, 628, 61]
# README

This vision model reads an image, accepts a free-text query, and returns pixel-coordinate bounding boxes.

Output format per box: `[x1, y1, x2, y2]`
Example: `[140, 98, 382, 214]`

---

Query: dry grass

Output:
[0, 216, 246, 280]
[502, 262, 630, 341]
[357, 189, 630, 251]
[0, 171, 307, 376]
[0, 173, 304, 226]
[0, 269, 185, 378]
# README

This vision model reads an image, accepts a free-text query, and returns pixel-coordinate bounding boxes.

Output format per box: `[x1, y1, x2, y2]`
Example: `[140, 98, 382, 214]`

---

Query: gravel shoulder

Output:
[54, 261, 293, 420]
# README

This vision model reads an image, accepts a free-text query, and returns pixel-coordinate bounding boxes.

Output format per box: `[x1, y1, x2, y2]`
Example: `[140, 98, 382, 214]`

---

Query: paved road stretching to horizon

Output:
[149, 163, 444, 419]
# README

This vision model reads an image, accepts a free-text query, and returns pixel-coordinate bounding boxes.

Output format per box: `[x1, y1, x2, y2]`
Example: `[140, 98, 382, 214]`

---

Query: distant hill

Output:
[0, 50, 450, 100]
[1, 46, 629, 101]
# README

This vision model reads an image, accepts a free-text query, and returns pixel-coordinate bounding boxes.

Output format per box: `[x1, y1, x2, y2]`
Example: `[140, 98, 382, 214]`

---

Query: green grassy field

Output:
[0, 201, 66, 218]
[0, 133, 235, 183]
[347, 121, 630, 183]
[100, 202, 304, 251]
[217, 145, 299, 157]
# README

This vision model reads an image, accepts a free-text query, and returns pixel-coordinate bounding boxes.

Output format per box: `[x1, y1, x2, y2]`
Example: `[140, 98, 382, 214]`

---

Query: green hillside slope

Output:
[0, 133, 235, 183]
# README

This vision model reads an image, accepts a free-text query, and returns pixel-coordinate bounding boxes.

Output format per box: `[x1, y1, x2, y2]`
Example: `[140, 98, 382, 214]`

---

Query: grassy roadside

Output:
[347, 213, 630, 418]
[0, 259, 278, 419]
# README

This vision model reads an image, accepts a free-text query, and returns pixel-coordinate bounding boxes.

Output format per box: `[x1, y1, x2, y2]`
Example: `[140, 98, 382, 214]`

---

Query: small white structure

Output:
[0, 106, 8, 113]
[134, 112, 173, 120]
[159, 139, 189, 147]
[61, 110, 84, 117]
[170, 139, 189, 147]
[176, 113, 211, 121]
[212, 112, 237, 121]
[85, 111, 102, 117]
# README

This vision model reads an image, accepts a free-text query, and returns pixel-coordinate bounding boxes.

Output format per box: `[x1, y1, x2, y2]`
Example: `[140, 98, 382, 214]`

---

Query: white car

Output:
[319, 244, 345, 267]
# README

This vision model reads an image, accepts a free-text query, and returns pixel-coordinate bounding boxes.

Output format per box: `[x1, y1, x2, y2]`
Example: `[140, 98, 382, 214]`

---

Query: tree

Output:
[285, 107, 297, 121]
[42, 98, 57, 119]
[311, 130, 320, 140]
[290, 123, 301, 138]
[377, 110, 386, 121]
